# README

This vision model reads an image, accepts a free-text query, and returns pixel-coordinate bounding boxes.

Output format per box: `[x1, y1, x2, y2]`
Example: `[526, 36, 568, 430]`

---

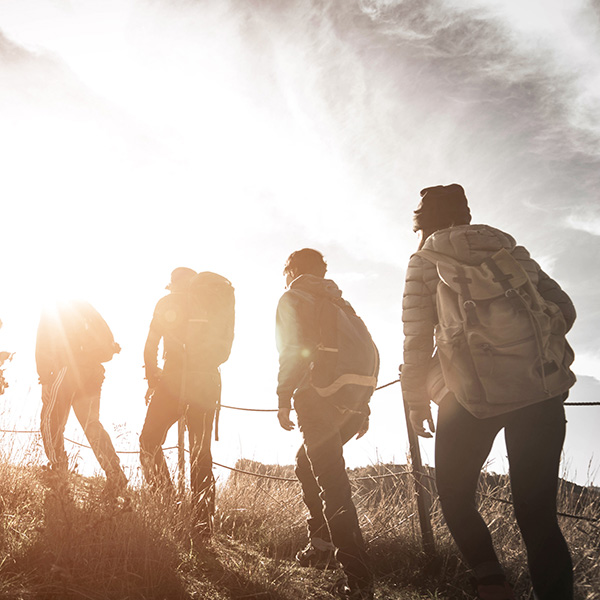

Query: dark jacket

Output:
[401, 224, 576, 411]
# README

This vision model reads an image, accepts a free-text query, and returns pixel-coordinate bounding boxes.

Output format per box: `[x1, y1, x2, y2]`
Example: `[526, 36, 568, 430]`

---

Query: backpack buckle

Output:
[462, 300, 480, 326]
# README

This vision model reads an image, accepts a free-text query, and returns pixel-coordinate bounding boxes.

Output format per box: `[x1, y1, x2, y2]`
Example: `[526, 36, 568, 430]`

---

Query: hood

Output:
[289, 274, 342, 300]
[423, 224, 517, 265]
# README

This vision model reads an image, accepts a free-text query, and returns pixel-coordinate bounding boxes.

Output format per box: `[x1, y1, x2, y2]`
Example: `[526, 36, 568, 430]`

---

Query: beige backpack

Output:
[418, 248, 576, 418]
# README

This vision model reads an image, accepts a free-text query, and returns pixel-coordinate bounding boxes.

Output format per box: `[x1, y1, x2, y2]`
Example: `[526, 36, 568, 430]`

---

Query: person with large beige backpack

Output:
[401, 184, 576, 600]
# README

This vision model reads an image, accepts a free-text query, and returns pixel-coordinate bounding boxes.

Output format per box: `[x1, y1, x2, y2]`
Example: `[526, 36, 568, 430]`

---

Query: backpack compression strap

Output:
[417, 249, 479, 326]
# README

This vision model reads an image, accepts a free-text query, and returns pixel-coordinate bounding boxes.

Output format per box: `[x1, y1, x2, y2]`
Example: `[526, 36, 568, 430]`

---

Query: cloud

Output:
[565, 212, 600, 236]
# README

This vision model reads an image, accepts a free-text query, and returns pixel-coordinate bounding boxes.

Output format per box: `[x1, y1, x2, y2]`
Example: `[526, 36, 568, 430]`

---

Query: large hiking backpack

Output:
[418, 248, 576, 417]
[310, 296, 379, 402]
[181, 272, 235, 409]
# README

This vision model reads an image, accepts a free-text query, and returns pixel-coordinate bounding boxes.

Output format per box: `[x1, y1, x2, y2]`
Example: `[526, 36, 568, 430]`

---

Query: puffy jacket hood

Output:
[289, 274, 343, 301]
[423, 224, 517, 265]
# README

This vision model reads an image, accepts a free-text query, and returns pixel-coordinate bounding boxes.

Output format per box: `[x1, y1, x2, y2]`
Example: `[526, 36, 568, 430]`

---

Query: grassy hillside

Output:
[0, 449, 597, 600]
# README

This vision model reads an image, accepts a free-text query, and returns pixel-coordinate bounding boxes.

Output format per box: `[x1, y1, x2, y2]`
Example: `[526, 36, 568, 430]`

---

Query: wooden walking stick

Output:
[399, 365, 435, 554]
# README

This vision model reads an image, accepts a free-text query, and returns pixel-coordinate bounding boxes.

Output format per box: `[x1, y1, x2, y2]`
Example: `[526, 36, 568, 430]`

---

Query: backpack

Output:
[310, 296, 379, 403]
[418, 248, 575, 417]
[181, 272, 235, 410]
[67, 302, 119, 365]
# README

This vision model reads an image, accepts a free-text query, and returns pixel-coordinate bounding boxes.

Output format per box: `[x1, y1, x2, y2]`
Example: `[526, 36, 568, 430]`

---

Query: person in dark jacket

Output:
[140, 267, 225, 538]
[402, 184, 575, 600]
[35, 300, 127, 495]
[276, 248, 378, 600]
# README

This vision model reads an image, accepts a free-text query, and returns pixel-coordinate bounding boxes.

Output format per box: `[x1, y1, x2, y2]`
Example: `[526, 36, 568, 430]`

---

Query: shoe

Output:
[477, 581, 516, 600]
[333, 576, 374, 600]
[295, 543, 337, 569]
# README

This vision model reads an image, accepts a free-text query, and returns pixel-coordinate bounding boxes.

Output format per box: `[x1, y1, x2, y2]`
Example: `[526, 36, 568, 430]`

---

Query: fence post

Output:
[177, 417, 186, 496]
[399, 365, 435, 554]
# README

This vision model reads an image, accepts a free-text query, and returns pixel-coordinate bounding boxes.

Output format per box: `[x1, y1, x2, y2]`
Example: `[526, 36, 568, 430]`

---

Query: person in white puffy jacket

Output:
[402, 184, 575, 600]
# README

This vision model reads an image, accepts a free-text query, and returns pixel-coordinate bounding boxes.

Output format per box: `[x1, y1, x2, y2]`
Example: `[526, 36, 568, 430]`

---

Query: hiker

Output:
[402, 184, 576, 600]
[140, 267, 234, 537]
[35, 300, 127, 494]
[276, 248, 379, 600]
[0, 318, 13, 396]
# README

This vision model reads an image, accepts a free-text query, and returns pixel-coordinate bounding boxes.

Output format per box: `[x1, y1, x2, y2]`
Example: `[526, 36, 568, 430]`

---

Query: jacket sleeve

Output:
[144, 301, 163, 382]
[401, 254, 439, 410]
[275, 291, 313, 409]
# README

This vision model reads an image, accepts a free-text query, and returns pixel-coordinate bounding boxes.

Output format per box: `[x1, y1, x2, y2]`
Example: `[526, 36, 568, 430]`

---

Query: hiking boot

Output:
[476, 581, 516, 600]
[295, 542, 337, 569]
[333, 576, 374, 600]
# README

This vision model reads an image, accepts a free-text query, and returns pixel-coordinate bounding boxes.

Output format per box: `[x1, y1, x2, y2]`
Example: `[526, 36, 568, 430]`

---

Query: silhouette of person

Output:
[140, 267, 233, 538]
[402, 184, 575, 600]
[35, 300, 127, 495]
[276, 248, 379, 600]
[0, 318, 13, 396]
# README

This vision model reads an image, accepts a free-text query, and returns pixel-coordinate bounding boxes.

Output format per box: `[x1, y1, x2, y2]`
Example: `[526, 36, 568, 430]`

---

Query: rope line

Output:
[0, 427, 595, 523]
[477, 491, 598, 523]
[0, 376, 597, 523]
[219, 378, 401, 412]
[219, 405, 277, 412]
[375, 378, 401, 391]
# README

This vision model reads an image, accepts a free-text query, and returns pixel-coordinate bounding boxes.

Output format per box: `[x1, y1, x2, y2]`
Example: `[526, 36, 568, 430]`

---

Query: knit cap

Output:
[412, 184, 471, 232]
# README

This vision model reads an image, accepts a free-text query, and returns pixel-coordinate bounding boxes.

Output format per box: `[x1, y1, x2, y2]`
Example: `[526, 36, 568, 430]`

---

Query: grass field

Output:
[0, 444, 597, 600]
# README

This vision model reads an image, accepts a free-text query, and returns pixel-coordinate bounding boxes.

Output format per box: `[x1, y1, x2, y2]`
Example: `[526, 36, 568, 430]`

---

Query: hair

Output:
[412, 184, 471, 234]
[284, 248, 327, 278]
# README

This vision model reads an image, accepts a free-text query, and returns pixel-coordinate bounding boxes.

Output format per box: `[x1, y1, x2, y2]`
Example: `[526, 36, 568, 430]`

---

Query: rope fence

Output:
[0, 377, 598, 529]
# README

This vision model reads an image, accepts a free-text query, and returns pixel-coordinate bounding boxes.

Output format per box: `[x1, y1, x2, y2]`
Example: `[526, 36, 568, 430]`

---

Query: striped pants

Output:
[40, 363, 123, 477]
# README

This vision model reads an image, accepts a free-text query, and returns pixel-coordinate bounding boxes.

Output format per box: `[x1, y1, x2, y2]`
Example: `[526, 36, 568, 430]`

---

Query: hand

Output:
[277, 408, 295, 431]
[409, 405, 435, 438]
[356, 416, 369, 440]
[146, 367, 163, 389]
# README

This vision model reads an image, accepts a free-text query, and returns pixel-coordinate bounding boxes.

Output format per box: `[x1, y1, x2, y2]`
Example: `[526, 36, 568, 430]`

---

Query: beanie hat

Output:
[166, 267, 197, 291]
[412, 184, 471, 232]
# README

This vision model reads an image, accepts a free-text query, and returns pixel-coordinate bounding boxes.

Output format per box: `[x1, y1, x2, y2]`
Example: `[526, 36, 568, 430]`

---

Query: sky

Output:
[0, 0, 599, 487]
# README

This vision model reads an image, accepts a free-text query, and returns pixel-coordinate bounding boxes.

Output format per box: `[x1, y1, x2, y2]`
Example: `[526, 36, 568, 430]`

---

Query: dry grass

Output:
[0, 447, 597, 600]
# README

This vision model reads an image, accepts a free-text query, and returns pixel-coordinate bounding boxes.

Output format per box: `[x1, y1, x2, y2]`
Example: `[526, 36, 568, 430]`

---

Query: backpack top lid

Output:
[434, 248, 529, 301]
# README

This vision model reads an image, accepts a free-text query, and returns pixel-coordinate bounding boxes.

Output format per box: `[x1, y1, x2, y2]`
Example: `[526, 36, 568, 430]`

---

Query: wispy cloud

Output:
[566, 212, 600, 236]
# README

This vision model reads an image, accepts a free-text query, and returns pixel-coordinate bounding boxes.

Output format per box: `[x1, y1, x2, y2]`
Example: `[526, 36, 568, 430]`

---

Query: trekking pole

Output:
[399, 365, 435, 554]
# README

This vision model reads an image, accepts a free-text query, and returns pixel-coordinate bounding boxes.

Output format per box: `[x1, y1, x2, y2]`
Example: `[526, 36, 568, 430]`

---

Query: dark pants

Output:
[139, 370, 219, 528]
[40, 364, 123, 478]
[435, 394, 573, 599]
[294, 391, 371, 586]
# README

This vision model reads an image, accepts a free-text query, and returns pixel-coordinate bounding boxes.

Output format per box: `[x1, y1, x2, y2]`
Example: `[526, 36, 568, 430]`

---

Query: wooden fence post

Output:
[177, 417, 186, 496]
[399, 365, 435, 554]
